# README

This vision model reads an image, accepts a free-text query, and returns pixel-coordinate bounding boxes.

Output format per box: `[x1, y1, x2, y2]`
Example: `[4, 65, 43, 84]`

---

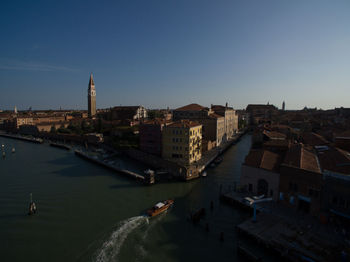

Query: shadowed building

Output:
[139, 119, 172, 156]
[162, 120, 202, 166]
[240, 149, 282, 201]
[88, 73, 96, 118]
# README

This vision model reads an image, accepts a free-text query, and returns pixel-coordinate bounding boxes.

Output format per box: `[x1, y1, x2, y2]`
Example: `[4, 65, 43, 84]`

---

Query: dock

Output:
[50, 143, 71, 150]
[236, 210, 345, 262]
[74, 150, 145, 181]
[0, 133, 43, 144]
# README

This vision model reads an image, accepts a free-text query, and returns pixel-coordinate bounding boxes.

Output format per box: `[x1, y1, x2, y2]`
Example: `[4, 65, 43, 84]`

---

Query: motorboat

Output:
[147, 199, 174, 217]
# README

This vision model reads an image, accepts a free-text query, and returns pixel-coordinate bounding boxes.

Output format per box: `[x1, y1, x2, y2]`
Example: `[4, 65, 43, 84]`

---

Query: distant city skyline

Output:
[1, 0, 350, 110]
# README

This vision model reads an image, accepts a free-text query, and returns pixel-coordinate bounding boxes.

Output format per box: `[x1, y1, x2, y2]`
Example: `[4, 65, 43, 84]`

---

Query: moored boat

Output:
[147, 199, 174, 217]
[214, 156, 223, 164]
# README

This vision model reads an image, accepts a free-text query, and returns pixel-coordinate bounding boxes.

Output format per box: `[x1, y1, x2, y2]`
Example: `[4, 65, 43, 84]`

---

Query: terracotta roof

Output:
[175, 104, 208, 111]
[209, 113, 224, 119]
[263, 130, 287, 140]
[301, 132, 329, 146]
[282, 144, 321, 173]
[317, 147, 350, 175]
[211, 105, 234, 111]
[112, 106, 143, 111]
[263, 139, 291, 148]
[142, 118, 171, 125]
[244, 149, 281, 172]
[167, 120, 201, 128]
[334, 131, 350, 138]
[246, 104, 278, 111]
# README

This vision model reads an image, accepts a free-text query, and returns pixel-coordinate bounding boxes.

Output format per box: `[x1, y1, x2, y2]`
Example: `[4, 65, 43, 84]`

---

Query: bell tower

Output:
[88, 73, 96, 118]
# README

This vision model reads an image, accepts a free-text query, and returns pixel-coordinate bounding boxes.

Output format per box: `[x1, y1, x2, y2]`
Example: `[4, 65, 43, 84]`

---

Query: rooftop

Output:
[301, 132, 329, 146]
[244, 149, 281, 172]
[282, 144, 321, 173]
[263, 130, 287, 140]
[167, 120, 201, 128]
[175, 103, 208, 111]
[317, 147, 350, 175]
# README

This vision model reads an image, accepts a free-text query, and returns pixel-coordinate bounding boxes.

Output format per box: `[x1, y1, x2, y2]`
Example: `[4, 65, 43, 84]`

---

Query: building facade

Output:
[139, 119, 171, 156]
[108, 106, 147, 121]
[211, 104, 238, 139]
[240, 149, 281, 201]
[88, 73, 96, 118]
[162, 120, 202, 166]
[279, 144, 323, 215]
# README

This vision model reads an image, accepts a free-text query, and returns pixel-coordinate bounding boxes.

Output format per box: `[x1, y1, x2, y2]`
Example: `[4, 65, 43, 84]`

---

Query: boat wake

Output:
[94, 216, 149, 262]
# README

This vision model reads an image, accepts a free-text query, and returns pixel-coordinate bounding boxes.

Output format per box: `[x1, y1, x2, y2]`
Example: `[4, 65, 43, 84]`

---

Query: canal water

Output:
[0, 135, 252, 262]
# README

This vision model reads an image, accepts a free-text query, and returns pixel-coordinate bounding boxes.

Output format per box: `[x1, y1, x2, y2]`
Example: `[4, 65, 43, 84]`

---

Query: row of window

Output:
[332, 196, 350, 210]
[288, 183, 320, 198]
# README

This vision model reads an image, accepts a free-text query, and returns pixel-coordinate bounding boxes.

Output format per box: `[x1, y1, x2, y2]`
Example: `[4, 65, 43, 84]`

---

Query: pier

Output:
[0, 133, 43, 144]
[49, 143, 71, 150]
[74, 150, 145, 181]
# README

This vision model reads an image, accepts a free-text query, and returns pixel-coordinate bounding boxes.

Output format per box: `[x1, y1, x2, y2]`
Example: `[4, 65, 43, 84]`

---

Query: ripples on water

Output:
[95, 216, 149, 262]
[0, 135, 253, 262]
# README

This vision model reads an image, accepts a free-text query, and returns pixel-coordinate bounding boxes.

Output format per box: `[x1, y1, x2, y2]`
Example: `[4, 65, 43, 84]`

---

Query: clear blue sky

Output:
[1, 0, 349, 110]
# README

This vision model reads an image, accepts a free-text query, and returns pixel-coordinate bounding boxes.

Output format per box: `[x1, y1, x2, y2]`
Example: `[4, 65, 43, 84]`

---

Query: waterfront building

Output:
[246, 104, 278, 125]
[88, 73, 96, 118]
[200, 113, 225, 147]
[162, 120, 202, 165]
[139, 119, 172, 156]
[279, 144, 322, 215]
[316, 146, 350, 220]
[211, 103, 238, 139]
[3, 117, 34, 131]
[173, 103, 212, 120]
[173, 103, 229, 148]
[240, 149, 282, 201]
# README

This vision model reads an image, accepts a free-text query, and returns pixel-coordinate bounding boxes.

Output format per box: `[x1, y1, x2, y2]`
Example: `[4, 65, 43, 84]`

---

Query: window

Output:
[309, 189, 313, 197]
[293, 184, 298, 192]
[332, 196, 338, 205]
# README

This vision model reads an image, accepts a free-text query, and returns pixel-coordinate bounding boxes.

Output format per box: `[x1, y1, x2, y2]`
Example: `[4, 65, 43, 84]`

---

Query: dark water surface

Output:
[0, 135, 252, 262]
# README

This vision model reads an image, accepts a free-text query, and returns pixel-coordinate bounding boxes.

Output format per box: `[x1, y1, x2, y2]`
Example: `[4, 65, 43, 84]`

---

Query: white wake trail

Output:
[94, 216, 148, 262]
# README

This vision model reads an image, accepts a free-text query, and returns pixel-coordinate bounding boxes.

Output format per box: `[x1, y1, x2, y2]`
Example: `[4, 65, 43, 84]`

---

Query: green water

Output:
[0, 135, 252, 262]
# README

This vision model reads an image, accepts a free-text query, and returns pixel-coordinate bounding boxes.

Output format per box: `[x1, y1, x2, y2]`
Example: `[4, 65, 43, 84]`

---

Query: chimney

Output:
[225, 102, 228, 108]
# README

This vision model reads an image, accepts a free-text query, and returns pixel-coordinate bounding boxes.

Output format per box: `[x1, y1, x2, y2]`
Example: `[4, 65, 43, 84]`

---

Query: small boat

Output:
[28, 193, 37, 215]
[201, 171, 207, 177]
[144, 169, 155, 175]
[1, 144, 4, 149]
[214, 157, 223, 164]
[147, 199, 174, 217]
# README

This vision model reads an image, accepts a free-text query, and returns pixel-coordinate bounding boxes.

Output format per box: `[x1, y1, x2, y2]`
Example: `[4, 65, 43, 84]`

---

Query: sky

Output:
[0, 0, 349, 110]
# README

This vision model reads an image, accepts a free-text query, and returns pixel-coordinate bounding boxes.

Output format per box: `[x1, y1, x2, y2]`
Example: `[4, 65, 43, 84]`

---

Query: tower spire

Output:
[89, 73, 95, 88]
[88, 73, 96, 118]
